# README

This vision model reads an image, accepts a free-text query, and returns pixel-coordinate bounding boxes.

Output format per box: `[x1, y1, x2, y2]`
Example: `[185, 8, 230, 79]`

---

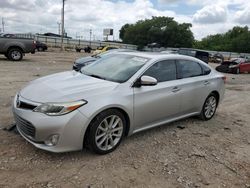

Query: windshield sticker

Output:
[131, 57, 149, 63]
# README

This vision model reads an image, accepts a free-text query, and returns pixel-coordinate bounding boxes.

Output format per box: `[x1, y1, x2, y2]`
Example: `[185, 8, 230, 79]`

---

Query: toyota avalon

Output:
[12, 52, 225, 154]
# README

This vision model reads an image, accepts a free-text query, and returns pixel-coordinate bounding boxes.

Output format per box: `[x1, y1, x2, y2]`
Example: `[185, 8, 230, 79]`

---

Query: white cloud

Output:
[0, 0, 249, 41]
[234, 5, 250, 24]
[193, 4, 228, 24]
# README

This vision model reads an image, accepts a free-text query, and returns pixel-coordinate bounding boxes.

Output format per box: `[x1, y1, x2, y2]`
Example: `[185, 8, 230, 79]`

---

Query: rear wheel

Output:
[199, 94, 218, 121]
[8, 48, 23, 61]
[86, 109, 126, 154]
[38, 47, 44, 51]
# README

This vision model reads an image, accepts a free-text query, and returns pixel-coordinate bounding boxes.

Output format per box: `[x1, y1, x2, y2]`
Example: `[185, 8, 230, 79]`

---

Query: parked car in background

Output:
[13, 52, 225, 154]
[93, 45, 119, 55]
[178, 48, 209, 63]
[0, 35, 36, 61]
[216, 58, 250, 74]
[75, 45, 92, 53]
[0, 33, 16, 38]
[73, 49, 135, 71]
[36, 41, 48, 51]
[210, 53, 224, 64]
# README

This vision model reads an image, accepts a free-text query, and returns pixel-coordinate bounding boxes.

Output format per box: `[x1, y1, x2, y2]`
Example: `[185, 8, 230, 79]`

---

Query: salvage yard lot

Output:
[0, 51, 250, 188]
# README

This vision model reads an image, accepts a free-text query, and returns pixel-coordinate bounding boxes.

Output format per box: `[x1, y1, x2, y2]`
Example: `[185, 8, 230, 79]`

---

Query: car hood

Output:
[75, 56, 96, 65]
[20, 71, 119, 103]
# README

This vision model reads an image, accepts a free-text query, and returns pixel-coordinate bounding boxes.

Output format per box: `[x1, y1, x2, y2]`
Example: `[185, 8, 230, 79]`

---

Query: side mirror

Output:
[133, 75, 157, 87]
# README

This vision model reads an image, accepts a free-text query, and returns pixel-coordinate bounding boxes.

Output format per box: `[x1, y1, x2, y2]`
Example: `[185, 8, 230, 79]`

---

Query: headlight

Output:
[33, 100, 87, 116]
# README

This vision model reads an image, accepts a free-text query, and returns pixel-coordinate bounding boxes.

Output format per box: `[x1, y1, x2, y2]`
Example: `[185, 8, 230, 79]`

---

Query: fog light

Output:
[45, 134, 59, 146]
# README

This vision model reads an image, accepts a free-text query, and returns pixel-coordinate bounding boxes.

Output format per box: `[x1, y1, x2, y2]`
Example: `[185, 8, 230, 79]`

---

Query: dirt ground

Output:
[0, 50, 249, 188]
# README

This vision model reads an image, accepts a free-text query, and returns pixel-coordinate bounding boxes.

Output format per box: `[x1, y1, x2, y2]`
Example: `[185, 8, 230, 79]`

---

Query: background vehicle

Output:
[0, 36, 36, 61]
[13, 52, 225, 154]
[93, 45, 119, 55]
[210, 53, 224, 63]
[178, 48, 209, 63]
[36, 41, 48, 51]
[75, 45, 92, 53]
[73, 49, 135, 71]
[216, 58, 250, 74]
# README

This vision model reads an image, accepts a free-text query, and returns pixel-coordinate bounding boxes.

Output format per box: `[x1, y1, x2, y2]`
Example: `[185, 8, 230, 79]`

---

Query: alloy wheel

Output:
[95, 115, 123, 151]
[204, 96, 217, 119]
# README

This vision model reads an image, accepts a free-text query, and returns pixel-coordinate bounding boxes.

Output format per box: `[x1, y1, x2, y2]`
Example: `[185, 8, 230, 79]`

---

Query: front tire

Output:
[8, 48, 23, 61]
[86, 109, 126, 154]
[235, 68, 240, 74]
[199, 94, 218, 121]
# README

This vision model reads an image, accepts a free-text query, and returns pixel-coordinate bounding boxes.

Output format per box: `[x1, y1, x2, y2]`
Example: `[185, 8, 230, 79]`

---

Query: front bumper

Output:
[12, 95, 89, 153]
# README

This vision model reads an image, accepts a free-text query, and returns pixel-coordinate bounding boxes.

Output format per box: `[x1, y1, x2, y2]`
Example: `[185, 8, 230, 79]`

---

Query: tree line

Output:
[119, 17, 250, 53]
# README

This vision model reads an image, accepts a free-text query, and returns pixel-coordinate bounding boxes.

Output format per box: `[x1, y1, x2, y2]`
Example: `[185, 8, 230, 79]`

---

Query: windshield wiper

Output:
[88, 74, 106, 80]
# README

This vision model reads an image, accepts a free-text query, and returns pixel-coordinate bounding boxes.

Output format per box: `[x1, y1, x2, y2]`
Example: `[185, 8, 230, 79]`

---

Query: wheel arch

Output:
[210, 90, 220, 105]
[82, 107, 131, 148]
[7, 46, 24, 53]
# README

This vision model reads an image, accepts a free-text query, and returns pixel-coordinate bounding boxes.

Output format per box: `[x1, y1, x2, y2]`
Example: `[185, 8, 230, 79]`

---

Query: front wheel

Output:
[8, 48, 23, 61]
[235, 68, 240, 74]
[199, 94, 218, 121]
[86, 109, 126, 154]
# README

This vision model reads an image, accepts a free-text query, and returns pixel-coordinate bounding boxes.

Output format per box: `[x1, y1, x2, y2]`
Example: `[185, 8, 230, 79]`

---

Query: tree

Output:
[119, 16, 194, 49]
[194, 26, 250, 53]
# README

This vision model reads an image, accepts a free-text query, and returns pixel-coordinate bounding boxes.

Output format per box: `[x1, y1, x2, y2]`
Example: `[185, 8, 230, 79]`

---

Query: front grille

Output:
[14, 114, 36, 138]
[18, 101, 37, 110]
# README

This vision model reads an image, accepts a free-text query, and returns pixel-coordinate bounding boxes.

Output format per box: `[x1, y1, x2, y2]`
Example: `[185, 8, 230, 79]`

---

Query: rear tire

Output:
[8, 48, 23, 61]
[85, 109, 126, 154]
[199, 93, 218, 121]
[38, 47, 44, 52]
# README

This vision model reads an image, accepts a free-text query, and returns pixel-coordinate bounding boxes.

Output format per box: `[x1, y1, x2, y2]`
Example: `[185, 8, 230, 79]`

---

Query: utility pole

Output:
[61, 0, 66, 51]
[2, 18, 5, 33]
[89, 29, 92, 47]
[57, 22, 61, 35]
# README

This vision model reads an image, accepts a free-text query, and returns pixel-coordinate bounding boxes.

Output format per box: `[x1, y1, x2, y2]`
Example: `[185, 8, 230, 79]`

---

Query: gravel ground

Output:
[0, 51, 249, 188]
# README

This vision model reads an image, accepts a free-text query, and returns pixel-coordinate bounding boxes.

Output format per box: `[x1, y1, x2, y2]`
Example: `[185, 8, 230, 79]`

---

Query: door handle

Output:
[204, 81, 210, 85]
[172, 86, 181, 93]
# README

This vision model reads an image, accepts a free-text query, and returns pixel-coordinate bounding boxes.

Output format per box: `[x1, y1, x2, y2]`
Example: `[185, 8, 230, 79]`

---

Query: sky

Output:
[0, 0, 249, 40]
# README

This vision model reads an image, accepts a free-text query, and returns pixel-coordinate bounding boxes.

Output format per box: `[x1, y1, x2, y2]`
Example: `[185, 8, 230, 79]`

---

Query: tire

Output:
[199, 93, 218, 121]
[235, 68, 240, 74]
[38, 47, 43, 52]
[8, 48, 23, 61]
[85, 109, 126, 154]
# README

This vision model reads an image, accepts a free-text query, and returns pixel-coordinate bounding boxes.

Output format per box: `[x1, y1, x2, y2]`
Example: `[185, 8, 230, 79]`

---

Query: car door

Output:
[176, 60, 211, 114]
[133, 60, 182, 131]
[240, 60, 250, 72]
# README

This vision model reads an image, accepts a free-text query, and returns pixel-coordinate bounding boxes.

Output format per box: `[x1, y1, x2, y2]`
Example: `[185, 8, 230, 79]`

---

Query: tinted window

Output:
[143, 60, 176, 82]
[177, 60, 203, 78]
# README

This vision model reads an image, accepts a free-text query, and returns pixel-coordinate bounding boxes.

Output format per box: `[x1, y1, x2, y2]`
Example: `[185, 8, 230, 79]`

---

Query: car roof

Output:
[114, 51, 201, 62]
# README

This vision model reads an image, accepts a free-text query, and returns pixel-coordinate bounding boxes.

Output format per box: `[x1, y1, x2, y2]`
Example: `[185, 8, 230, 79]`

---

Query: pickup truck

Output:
[0, 36, 36, 61]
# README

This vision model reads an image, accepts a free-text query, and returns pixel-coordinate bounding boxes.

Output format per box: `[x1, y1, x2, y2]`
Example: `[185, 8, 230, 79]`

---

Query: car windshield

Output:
[231, 58, 243, 64]
[81, 54, 149, 83]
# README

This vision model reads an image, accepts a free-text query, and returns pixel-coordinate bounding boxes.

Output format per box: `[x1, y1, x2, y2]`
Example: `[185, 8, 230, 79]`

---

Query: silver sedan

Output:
[12, 52, 225, 154]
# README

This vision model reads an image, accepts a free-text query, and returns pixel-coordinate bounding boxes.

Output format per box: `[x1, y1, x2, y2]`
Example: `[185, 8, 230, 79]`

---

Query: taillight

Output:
[222, 76, 226, 84]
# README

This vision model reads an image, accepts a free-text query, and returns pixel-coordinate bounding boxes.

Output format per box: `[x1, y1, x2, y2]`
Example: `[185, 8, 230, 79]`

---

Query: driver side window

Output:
[143, 60, 177, 82]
